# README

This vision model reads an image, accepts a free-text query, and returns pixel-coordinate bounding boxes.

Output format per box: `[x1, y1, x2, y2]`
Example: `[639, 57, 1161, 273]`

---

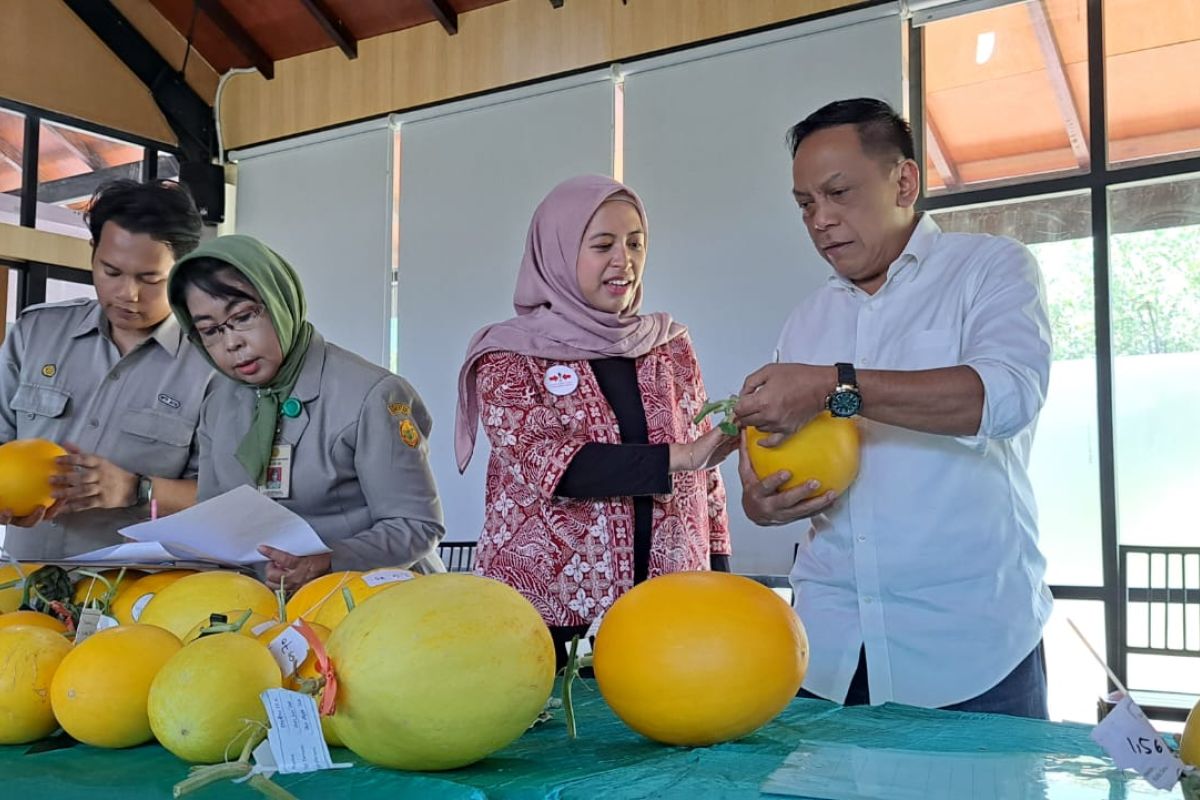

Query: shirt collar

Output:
[825, 213, 942, 295]
[71, 302, 184, 357]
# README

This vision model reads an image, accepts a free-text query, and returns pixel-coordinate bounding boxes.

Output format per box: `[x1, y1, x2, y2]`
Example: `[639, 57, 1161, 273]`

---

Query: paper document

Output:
[118, 485, 330, 564]
[761, 742, 1169, 800]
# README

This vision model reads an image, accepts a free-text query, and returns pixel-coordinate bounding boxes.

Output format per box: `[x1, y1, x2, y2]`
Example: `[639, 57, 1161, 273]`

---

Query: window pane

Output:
[922, 0, 1090, 193]
[1105, 0, 1200, 168]
[46, 276, 95, 304]
[931, 193, 1102, 586]
[157, 154, 180, 182]
[36, 121, 143, 239]
[1045, 599, 1107, 723]
[3, 267, 17, 338]
[0, 108, 26, 226]
[1110, 174, 1200, 548]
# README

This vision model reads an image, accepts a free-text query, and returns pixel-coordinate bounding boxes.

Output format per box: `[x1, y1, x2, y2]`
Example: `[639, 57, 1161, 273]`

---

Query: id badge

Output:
[258, 443, 293, 499]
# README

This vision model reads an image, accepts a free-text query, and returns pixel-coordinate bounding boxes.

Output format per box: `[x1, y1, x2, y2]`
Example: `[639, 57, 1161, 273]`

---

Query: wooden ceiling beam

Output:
[196, 0, 275, 79]
[420, 0, 459, 35]
[297, 0, 358, 59]
[1027, 0, 1090, 170]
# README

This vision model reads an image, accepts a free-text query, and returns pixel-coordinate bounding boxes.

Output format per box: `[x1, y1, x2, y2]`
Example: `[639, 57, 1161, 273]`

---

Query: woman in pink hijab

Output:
[456, 175, 736, 664]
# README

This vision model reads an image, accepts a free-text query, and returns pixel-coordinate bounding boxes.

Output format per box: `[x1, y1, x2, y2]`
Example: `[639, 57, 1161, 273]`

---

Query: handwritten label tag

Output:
[361, 569, 414, 588]
[268, 625, 311, 679]
[251, 619, 278, 637]
[1091, 695, 1184, 790]
[260, 689, 351, 774]
[74, 609, 117, 645]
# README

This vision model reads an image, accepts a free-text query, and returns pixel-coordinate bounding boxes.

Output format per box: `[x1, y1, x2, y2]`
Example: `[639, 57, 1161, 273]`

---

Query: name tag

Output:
[258, 443, 293, 499]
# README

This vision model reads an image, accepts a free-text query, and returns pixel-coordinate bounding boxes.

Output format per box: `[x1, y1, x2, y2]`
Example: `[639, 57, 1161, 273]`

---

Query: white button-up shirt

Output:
[778, 214, 1054, 708]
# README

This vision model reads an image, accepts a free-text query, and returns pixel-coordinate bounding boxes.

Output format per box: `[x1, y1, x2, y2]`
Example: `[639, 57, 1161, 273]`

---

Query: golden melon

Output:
[139, 571, 276, 639]
[593, 571, 809, 746]
[1181, 699, 1200, 767]
[284, 571, 361, 622]
[328, 573, 554, 770]
[181, 609, 277, 645]
[0, 625, 73, 744]
[310, 568, 415, 630]
[0, 439, 67, 516]
[0, 563, 41, 613]
[255, 619, 341, 746]
[110, 569, 197, 625]
[72, 569, 148, 607]
[0, 609, 67, 633]
[50, 624, 182, 748]
[148, 633, 282, 763]
[746, 412, 860, 497]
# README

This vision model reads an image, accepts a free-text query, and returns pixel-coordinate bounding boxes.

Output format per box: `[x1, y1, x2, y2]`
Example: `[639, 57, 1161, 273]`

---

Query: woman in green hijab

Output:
[168, 234, 445, 589]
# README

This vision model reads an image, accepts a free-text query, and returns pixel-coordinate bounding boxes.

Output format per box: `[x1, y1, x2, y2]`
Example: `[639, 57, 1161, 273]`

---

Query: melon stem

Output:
[275, 577, 287, 623]
[693, 396, 739, 436]
[560, 636, 594, 740]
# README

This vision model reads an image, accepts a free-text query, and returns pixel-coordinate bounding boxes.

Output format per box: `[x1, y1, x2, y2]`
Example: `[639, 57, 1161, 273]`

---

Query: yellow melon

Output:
[50, 624, 182, 748]
[0, 625, 73, 744]
[139, 571, 276, 639]
[72, 569, 148, 607]
[148, 633, 282, 764]
[0, 609, 67, 633]
[0, 563, 41, 613]
[328, 573, 554, 770]
[255, 619, 341, 746]
[110, 569, 197, 625]
[284, 571, 361, 622]
[311, 568, 415, 630]
[0, 439, 67, 516]
[182, 609, 277, 644]
[593, 571, 808, 746]
[746, 412, 860, 497]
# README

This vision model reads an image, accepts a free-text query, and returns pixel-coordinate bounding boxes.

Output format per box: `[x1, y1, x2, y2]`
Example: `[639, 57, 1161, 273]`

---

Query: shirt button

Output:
[857, 535, 867, 542]
[88, 419, 99, 428]
[108, 372, 120, 381]
[863, 596, 874, 605]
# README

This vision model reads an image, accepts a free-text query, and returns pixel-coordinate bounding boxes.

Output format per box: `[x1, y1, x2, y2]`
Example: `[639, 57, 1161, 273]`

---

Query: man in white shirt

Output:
[734, 98, 1053, 718]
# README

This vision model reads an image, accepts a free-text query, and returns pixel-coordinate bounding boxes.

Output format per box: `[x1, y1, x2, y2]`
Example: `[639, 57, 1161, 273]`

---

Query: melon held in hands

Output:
[746, 412, 859, 497]
[0, 439, 67, 516]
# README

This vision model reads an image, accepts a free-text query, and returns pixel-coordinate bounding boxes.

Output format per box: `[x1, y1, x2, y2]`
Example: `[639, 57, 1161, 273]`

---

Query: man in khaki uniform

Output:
[0, 180, 213, 559]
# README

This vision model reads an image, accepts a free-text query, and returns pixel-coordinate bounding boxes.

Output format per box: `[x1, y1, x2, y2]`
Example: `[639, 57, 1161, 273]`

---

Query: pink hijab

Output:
[454, 175, 686, 472]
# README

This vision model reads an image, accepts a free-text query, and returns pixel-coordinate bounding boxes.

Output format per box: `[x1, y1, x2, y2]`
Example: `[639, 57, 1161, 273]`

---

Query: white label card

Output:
[259, 689, 351, 774]
[361, 569, 414, 587]
[1091, 695, 1184, 790]
[268, 625, 311, 679]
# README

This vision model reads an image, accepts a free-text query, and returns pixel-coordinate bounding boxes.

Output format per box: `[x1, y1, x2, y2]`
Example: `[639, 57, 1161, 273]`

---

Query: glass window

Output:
[1105, 0, 1200, 168]
[921, 0, 1090, 193]
[1110, 173, 1200, 548]
[3, 267, 17, 338]
[46, 275, 96, 304]
[36, 120, 143, 239]
[0, 108, 26, 227]
[1044, 599, 1107, 723]
[931, 193, 1102, 586]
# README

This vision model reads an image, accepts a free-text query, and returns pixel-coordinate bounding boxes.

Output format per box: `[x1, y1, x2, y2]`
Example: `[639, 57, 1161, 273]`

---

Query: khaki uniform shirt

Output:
[0, 299, 214, 559]
[197, 333, 445, 572]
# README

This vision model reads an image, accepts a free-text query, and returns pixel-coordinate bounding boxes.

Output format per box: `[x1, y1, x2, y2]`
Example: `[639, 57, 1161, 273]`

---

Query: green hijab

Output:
[168, 234, 314, 484]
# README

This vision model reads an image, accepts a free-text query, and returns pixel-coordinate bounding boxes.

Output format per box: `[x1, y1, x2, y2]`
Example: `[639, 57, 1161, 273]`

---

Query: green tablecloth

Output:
[0, 682, 1149, 799]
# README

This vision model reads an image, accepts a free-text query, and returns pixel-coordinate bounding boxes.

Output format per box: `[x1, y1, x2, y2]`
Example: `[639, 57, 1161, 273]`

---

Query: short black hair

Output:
[169, 258, 258, 312]
[786, 98, 915, 163]
[85, 179, 203, 259]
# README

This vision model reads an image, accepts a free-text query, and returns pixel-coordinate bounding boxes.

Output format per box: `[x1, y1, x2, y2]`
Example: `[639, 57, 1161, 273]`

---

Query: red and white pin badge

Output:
[544, 365, 579, 396]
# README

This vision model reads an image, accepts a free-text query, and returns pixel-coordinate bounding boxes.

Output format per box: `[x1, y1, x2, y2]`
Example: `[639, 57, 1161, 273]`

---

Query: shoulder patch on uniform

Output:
[399, 418, 420, 448]
[40, 364, 56, 378]
[388, 402, 411, 417]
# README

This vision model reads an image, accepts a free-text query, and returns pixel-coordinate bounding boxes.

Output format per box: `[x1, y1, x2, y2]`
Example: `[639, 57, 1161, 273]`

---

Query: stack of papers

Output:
[64, 486, 330, 566]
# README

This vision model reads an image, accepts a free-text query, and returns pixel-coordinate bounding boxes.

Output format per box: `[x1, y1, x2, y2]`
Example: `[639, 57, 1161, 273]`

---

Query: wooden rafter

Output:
[196, 0, 274, 79]
[297, 0, 357, 59]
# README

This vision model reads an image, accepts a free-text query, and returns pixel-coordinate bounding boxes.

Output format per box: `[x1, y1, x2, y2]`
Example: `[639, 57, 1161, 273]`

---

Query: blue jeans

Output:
[798, 643, 1049, 720]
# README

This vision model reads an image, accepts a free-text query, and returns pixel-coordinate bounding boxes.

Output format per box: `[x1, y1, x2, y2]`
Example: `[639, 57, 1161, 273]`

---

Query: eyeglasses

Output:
[188, 304, 266, 345]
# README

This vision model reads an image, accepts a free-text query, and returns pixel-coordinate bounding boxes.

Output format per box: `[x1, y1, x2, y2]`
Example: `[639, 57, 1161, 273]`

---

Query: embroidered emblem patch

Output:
[388, 402, 411, 417]
[157, 393, 181, 409]
[399, 418, 420, 448]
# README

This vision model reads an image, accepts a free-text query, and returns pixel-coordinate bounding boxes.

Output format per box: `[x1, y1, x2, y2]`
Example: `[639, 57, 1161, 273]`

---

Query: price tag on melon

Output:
[1092, 695, 1183, 789]
[268, 624, 311, 679]
[130, 593, 155, 621]
[361, 569, 414, 587]
[259, 689, 352, 774]
[74, 609, 118, 646]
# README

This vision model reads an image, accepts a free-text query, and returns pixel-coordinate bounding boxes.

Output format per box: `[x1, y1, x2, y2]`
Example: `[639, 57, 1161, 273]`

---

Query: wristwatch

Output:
[825, 362, 863, 418]
[134, 474, 154, 507]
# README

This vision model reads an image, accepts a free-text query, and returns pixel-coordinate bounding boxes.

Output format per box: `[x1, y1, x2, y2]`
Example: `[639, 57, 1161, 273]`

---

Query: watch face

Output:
[829, 390, 862, 418]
